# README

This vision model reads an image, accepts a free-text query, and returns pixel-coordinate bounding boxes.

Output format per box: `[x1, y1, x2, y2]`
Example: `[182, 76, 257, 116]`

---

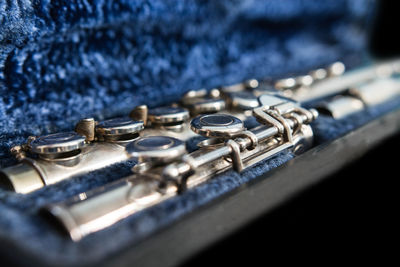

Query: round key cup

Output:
[126, 136, 186, 163]
[190, 114, 245, 138]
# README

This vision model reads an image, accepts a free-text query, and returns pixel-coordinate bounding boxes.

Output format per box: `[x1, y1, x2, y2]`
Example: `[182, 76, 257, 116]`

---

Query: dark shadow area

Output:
[180, 132, 399, 266]
[369, 1, 400, 58]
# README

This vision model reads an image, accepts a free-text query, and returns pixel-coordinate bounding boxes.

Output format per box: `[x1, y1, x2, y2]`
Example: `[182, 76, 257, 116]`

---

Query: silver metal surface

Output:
[274, 77, 297, 90]
[126, 136, 186, 163]
[246, 79, 260, 89]
[181, 89, 208, 101]
[226, 91, 260, 110]
[309, 68, 328, 80]
[251, 82, 279, 96]
[0, 163, 44, 194]
[295, 59, 400, 103]
[220, 79, 259, 93]
[220, 82, 247, 93]
[258, 94, 299, 114]
[327, 61, 346, 77]
[148, 106, 190, 124]
[140, 121, 197, 141]
[96, 118, 144, 136]
[292, 124, 314, 155]
[185, 98, 226, 115]
[1, 142, 132, 193]
[296, 74, 314, 87]
[190, 114, 244, 138]
[225, 139, 244, 172]
[44, 176, 178, 241]
[30, 132, 86, 155]
[317, 96, 364, 119]
[349, 78, 400, 106]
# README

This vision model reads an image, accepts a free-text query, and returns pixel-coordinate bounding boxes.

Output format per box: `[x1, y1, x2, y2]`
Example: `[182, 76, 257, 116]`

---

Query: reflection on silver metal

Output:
[148, 106, 190, 124]
[221, 79, 259, 93]
[196, 138, 225, 148]
[317, 77, 400, 119]
[43, 176, 178, 241]
[126, 136, 186, 163]
[186, 98, 226, 115]
[349, 78, 400, 106]
[0, 163, 44, 194]
[221, 83, 247, 93]
[258, 94, 298, 114]
[227, 92, 260, 110]
[309, 68, 328, 80]
[317, 96, 364, 119]
[275, 77, 297, 90]
[327, 61, 345, 77]
[258, 94, 288, 107]
[391, 60, 400, 74]
[0, 142, 131, 193]
[293, 62, 360, 102]
[0, 116, 147, 194]
[30, 132, 86, 155]
[246, 79, 260, 89]
[96, 118, 144, 136]
[190, 114, 244, 138]
[375, 64, 394, 78]
[252, 83, 279, 96]
[239, 131, 258, 149]
[182, 89, 208, 101]
[226, 140, 244, 172]
[292, 124, 314, 155]
[140, 121, 197, 142]
[253, 108, 293, 143]
[296, 74, 314, 87]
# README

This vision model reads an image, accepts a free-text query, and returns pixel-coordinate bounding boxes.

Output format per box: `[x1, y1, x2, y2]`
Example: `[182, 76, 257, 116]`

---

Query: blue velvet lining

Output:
[0, 0, 374, 167]
[0, 0, 381, 265]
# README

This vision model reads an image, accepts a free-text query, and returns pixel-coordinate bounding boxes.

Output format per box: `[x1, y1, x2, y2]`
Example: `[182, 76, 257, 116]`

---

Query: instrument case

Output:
[0, 1, 397, 266]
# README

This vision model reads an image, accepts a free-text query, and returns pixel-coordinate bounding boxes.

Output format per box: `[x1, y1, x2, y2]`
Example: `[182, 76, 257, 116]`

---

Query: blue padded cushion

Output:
[0, 0, 382, 265]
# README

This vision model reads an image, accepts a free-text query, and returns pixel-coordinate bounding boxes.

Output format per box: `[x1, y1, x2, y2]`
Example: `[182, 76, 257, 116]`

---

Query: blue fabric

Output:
[0, 0, 378, 265]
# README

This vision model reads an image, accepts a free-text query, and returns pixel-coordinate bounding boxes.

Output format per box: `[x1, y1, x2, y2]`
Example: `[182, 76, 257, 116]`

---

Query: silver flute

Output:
[40, 58, 400, 241]
[1, 59, 400, 194]
[43, 93, 318, 241]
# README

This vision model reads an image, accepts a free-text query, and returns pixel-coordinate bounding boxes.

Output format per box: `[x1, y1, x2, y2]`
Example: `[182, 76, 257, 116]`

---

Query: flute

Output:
[43, 93, 318, 241]
[40, 59, 400, 241]
[1, 59, 400, 194]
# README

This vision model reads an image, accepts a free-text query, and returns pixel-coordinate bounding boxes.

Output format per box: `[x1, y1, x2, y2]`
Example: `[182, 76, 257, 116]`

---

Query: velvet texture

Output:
[0, 0, 378, 265]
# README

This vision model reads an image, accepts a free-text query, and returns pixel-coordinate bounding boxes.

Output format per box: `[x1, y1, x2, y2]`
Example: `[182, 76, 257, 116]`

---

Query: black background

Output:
[182, 1, 400, 265]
